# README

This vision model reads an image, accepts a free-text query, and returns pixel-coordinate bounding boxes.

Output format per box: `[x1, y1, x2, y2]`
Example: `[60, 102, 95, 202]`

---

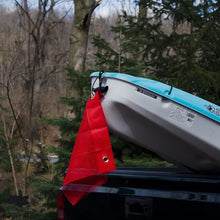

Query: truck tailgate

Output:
[60, 168, 220, 220]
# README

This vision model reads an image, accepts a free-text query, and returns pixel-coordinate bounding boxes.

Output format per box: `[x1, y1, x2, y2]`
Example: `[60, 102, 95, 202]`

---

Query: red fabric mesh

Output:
[62, 92, 116, 205]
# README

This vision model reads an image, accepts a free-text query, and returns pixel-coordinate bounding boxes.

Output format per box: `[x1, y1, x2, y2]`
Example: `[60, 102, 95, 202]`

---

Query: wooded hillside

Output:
[0, 0, 219, 219]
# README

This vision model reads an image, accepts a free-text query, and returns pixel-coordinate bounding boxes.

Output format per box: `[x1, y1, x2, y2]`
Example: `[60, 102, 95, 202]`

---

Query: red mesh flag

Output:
[62, 91, 116, 205]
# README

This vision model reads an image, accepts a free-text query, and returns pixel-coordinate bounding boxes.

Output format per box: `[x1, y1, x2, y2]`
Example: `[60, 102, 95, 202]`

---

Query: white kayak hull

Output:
[91, 72, 220, 174]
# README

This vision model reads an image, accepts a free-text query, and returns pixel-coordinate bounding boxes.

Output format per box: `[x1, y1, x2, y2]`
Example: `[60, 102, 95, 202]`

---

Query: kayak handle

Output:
[92, 86, 108, 93]
[92, 71, 108, 94]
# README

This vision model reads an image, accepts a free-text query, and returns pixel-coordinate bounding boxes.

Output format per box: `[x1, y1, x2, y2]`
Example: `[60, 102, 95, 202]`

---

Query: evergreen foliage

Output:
[44, 67, 92, 175]
[1, 1, 220, 219]
[0, 202, 56, 220]
[93, 0, 220, 104]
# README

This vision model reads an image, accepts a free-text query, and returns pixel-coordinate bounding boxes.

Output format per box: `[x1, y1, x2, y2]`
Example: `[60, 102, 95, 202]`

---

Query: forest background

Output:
[0, 0, 219, 219]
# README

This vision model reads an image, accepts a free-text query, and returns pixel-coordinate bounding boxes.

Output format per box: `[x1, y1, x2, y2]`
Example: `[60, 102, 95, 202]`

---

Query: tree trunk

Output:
[2, 115, 19, 196]
[138, 0, 148, 21]
[69, 0, 102, 71]
[23, 0, 31, 69]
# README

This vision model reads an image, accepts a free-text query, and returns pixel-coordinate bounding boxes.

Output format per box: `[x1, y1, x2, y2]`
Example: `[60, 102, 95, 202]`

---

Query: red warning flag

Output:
[62, 91, 116, 205]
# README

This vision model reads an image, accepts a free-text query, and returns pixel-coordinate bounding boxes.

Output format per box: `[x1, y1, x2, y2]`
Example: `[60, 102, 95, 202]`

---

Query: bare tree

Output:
[0, 37, 27, 196]
[0, 0, 71, 195]
[1, 113, 19, 196]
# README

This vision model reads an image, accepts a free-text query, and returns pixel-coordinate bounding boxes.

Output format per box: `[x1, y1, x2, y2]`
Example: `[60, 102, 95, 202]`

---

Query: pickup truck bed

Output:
[59, 167, 220, 220]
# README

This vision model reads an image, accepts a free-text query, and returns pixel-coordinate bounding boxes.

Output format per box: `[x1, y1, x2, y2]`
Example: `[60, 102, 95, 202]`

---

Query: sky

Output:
[0, 0, 137, 18]
[95, 0, 137, 17]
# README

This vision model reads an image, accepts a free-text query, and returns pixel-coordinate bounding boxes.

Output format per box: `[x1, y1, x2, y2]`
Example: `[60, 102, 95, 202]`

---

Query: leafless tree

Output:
[0, 0, 71, 195]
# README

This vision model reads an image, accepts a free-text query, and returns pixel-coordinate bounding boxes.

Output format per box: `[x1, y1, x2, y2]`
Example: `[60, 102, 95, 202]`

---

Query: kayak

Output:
[90, 72, 220, 174]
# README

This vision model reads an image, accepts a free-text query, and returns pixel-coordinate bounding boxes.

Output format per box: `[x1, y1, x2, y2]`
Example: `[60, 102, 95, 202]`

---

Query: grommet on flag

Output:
[62, 91, 116, 206]
[103, 156, 109, 163]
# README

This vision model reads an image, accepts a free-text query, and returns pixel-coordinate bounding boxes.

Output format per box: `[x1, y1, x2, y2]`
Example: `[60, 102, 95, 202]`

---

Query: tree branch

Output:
[95, 0, 102, 8]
